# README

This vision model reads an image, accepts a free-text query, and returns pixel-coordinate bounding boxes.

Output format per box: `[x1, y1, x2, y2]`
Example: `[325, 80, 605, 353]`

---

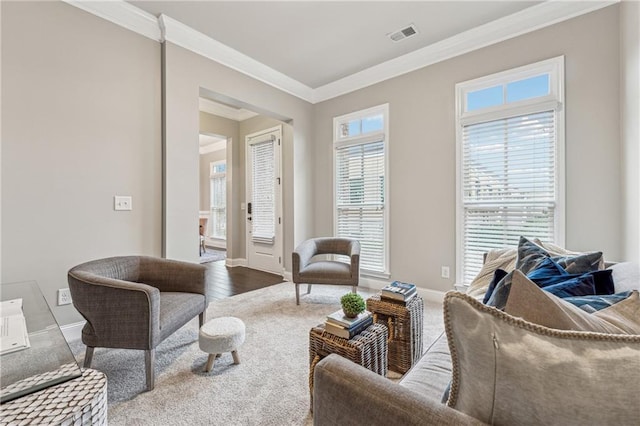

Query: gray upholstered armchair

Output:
[292, 237, 360, 305]
[68, 256, 210, 391]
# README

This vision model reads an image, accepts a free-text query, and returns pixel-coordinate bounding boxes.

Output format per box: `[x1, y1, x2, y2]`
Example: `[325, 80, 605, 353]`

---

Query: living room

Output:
[2, 0, 639, 424]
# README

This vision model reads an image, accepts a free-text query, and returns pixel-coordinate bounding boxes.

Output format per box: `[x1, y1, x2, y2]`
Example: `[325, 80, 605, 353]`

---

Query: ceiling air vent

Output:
[388, 24, 418, 42]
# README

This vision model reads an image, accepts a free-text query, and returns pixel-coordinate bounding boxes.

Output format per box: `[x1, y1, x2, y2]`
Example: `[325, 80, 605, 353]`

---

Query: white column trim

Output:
[159, 14, 315, 103]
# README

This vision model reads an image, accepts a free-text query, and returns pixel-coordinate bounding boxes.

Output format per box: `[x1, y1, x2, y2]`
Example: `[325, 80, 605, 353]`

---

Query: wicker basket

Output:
[308, 322, 388, 411]
[0, 368, 107, 425]
[366, 294, 424, 374]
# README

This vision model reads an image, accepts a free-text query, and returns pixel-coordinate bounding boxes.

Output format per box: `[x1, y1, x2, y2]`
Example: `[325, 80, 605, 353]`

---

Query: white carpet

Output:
[70, 283, 444, 425]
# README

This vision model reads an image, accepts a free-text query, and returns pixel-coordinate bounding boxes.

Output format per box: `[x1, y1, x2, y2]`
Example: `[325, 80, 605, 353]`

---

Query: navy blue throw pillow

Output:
[526, 257, 568, 287]
[483, 269, 508, 304]
[543, 275, 596, 298]
[525, 257, 615, 296]
[587, 269, 615, 295]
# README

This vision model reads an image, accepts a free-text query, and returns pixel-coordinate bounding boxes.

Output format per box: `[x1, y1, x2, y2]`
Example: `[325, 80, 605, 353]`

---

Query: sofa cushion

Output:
[399, 332, 452, 402]
[504, 271, 640, 334]
[444, 291, 640, 426]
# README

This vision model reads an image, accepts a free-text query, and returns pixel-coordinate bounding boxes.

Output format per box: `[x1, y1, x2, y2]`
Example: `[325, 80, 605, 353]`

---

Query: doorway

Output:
[198, 132, 228, 262]
[245, 125, 283, 275]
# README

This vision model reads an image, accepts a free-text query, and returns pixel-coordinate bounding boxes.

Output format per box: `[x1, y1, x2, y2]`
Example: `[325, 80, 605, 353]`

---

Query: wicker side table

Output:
[308, 323, 388, 410]
[366, 294, 424, 374]
[0, 368, 107, 425]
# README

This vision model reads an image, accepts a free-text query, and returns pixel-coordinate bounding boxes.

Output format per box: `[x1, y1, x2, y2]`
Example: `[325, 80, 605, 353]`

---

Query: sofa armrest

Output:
[313, 354, 485, 426]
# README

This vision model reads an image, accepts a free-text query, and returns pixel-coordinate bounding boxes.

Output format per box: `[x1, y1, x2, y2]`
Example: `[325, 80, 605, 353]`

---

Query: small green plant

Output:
[341, 293, 366, 318]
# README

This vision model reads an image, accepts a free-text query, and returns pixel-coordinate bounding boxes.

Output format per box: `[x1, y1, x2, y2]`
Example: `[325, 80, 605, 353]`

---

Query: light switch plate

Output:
[114, 195, 132, 211]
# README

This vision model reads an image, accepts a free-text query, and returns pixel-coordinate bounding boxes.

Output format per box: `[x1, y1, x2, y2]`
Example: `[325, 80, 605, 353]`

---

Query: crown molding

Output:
[63, 0, 161, 41]
[159, 15, 315, 103]
[313, 0, 618, 102]
[64, 0, 617, 105]
[199, 95, 258, 122]
[199, 139, 226, 155]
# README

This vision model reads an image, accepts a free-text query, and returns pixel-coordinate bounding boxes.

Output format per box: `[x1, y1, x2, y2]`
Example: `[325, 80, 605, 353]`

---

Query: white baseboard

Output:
[225, 258, 247, 267]
[358, 276, 446, 303]
[204, 239, 226, 249]
[281, 272, 447, 303]
[61, 321, 85, 344]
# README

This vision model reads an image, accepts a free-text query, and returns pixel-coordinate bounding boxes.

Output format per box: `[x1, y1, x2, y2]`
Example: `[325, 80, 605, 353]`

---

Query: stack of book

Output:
[324, 309, 373, 339]
[381, 281, 417, 303]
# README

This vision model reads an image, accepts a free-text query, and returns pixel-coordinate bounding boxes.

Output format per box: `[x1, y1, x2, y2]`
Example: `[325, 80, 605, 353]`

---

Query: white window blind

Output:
[461, 110, 556, 283]
[251, 139, 275, 244]
[210, 163, 226, 240]
[336, 140, 385, 272]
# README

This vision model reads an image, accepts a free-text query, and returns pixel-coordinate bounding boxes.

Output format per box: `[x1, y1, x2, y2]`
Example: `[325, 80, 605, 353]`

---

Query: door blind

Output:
[336, 140, 385, 272]
[251, 139, 275, 244]
[462, 110, 556, 283]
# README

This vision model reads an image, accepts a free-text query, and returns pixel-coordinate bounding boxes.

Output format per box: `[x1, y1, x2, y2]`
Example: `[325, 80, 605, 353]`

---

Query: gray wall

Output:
[1, 1, 162, 324]
[163, 42, 315, 269]
[313, 6, 624, 292]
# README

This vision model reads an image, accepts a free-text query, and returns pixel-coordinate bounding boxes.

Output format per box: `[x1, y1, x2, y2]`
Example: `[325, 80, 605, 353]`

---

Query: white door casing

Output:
[246, 125, 283, 275]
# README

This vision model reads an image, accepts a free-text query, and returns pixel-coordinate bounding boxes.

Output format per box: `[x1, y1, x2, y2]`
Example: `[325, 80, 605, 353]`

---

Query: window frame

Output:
[455, 56, 566, 285]
[209, 159, 227, 240]
[333, 103, 390, 278]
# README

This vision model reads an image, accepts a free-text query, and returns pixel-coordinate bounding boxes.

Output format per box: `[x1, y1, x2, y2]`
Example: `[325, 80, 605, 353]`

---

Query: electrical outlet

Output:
[58, 288, 72, 305]
[114, 195, 132, 211]
[441, 266, 450, 279]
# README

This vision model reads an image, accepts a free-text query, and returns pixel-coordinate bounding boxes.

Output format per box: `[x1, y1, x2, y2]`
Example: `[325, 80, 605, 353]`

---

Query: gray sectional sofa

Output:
[312, 258, 640, 425]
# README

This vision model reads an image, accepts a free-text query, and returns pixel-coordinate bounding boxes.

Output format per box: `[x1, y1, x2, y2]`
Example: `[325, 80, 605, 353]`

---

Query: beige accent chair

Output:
[292, 237, 360, 305]
[68, 256, 210, 391]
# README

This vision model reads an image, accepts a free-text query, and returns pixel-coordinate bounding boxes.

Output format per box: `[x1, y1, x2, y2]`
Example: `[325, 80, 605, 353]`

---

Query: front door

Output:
[246, 125, 282, 275]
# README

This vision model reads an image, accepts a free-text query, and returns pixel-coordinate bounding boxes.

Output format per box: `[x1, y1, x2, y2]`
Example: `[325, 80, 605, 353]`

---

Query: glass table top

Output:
[1, 281, 82, 403]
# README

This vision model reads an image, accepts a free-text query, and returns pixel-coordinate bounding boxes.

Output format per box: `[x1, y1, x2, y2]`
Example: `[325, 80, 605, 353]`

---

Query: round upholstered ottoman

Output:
[199, 316, 246, 372]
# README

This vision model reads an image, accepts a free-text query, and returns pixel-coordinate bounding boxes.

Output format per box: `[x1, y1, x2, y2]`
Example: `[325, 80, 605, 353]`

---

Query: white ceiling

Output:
[130, 1, 540, 89]
[70, 1, 615, 103]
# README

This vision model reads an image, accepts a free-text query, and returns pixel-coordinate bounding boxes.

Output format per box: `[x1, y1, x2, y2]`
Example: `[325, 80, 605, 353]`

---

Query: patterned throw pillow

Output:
[466, 248, 517, 300]
[525, 257, 615, 296]
[516, 236, 603, 275]
[564, 291, 633, 313]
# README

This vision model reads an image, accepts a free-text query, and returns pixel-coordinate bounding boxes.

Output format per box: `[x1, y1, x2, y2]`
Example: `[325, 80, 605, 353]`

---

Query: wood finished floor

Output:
[203, 260, 284, 301]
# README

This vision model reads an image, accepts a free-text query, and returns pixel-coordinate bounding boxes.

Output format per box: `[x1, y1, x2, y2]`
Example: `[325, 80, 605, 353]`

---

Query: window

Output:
[456, 57, 565, 285]
[210, 161, 226, 240]
[334, 104, 389, 276]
